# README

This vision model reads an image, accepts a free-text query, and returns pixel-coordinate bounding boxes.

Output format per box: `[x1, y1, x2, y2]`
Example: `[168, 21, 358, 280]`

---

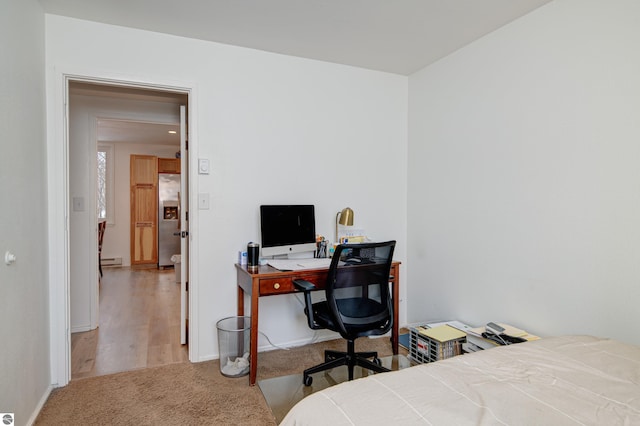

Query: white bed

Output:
[280, 335, 640, 425]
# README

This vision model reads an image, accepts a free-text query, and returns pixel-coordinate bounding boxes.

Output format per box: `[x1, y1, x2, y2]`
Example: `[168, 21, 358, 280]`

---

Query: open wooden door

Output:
[179, 105, 189, 345]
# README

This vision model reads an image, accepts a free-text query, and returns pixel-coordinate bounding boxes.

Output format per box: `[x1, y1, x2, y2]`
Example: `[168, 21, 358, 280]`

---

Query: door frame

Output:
[47, 70, 199, 386]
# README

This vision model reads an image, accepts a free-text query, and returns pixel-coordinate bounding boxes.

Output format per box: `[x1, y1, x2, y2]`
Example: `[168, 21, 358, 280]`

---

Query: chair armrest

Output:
[292, 279, 316, 292]
[292, 279, 320, 330]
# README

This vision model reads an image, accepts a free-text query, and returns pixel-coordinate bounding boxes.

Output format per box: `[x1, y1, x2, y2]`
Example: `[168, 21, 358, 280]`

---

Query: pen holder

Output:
[316, 240, 327, 258]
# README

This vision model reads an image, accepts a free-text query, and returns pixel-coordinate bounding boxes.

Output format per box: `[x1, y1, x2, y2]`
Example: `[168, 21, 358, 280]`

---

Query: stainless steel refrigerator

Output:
[158, 173, 181, 267]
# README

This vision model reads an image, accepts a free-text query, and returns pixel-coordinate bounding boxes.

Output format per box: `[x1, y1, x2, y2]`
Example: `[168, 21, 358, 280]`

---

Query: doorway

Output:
[67, 80, 191, 379]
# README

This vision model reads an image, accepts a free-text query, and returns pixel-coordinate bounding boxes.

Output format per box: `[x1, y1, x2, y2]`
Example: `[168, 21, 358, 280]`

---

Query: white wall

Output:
[46, 15, 408, 365]
[0, 0, 52, 423]
[408, 0, 640, 345]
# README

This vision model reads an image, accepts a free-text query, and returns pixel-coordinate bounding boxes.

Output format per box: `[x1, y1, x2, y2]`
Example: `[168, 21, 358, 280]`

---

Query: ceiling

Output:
[70, 82, 187, 146]
[60, 1, 553, 144]
[96, 119, 180, 146]
[39, 0, 553, 76]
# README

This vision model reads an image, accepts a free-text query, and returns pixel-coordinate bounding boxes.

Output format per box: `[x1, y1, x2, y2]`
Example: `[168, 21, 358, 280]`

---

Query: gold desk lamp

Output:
[335, 207, 354, 244]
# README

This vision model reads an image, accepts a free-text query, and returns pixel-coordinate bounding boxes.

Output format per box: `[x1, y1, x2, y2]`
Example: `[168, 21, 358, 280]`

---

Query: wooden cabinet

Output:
[130, 155, 158, 265]
[158, 157, 181, 174]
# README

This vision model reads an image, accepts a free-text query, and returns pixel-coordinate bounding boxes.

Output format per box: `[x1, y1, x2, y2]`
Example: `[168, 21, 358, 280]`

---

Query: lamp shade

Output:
[338, 207, 354, 226]
[335, 207, 355, 244]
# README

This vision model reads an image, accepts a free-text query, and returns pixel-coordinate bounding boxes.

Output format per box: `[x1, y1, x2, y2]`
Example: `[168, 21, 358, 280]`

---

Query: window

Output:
[97, 144, 114, 224]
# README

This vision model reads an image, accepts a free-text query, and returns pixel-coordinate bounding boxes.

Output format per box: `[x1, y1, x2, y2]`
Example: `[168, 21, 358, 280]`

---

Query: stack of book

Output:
[409, 321, 471, 363]
[464, 323, 539, 352]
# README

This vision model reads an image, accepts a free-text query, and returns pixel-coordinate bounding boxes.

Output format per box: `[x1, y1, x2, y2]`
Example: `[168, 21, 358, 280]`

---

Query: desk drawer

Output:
[260, 277, 294, 295]
[259, 271, 328, 295]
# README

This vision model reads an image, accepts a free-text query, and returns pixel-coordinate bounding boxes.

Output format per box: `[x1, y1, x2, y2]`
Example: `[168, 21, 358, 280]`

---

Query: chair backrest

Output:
[326, 240, 396, 340]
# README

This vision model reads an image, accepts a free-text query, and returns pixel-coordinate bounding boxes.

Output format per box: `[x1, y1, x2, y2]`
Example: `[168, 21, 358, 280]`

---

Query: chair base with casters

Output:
[302, 339, 389, 386]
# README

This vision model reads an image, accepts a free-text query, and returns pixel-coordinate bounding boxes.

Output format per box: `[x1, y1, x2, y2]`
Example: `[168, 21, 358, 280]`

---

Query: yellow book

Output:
[419, 324, 466, 343]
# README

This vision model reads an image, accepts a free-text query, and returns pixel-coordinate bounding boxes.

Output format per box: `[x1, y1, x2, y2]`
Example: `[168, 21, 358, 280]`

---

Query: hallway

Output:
[70, 267, 188, 380]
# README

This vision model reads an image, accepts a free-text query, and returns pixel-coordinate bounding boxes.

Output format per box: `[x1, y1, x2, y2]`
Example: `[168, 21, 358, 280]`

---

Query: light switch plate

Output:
[198, 193, 210, 210]
[73, 196, 85, 212]
[198, 158, 210, 175]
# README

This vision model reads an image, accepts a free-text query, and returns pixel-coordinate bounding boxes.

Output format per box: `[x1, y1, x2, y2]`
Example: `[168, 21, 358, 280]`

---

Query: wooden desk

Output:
[236, 261, 401, 385]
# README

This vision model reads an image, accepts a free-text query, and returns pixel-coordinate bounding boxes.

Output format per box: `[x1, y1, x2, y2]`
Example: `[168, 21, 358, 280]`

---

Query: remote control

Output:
[486, 322, 505, 335]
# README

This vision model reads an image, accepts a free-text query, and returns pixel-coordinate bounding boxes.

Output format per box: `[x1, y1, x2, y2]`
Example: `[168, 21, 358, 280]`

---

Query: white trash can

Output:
[216, 316, 251, 377]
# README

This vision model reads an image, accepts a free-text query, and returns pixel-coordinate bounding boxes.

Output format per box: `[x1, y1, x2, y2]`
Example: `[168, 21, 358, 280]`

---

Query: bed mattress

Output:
[280, 335, 640, 425]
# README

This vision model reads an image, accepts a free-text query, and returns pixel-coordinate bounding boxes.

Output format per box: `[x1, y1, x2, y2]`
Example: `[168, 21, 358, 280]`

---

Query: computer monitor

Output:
[260, 205, 317, 258]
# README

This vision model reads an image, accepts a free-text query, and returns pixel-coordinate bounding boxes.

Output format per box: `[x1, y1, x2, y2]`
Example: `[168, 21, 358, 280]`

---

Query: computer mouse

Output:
[345, 258, 361, 264]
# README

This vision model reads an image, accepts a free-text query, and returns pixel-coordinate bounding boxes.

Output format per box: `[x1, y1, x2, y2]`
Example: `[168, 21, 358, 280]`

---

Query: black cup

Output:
[247, 242, 259, 270]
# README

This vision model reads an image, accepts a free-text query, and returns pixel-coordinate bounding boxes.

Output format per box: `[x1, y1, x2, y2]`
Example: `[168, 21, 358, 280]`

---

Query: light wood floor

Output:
[71, 266, 188, 380]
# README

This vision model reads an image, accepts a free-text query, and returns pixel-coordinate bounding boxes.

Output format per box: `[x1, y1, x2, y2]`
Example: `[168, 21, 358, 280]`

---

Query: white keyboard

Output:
[267, 258, 333, 271]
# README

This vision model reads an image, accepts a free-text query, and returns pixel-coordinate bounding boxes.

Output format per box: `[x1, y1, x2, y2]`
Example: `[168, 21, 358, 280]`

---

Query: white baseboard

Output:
[70, 324, 92, 333]
[197, 331, 339, 362]
[26, 384, 53, 425]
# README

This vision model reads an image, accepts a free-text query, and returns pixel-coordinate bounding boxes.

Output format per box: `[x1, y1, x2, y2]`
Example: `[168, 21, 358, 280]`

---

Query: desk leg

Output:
[391, 269, 400, 355]
[237, 285, 258, 386]
[237, 279, 259, 386]
[249, 299, 259, 386]
[237, 286, 244, 317]
[241, 280, 260, 386]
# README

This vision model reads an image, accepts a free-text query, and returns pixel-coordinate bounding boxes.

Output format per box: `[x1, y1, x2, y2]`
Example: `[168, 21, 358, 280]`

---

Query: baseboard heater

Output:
[101, 257, 123, 266]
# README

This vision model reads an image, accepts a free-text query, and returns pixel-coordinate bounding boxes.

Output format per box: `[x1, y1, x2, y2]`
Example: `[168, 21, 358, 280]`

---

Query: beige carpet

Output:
[36, 336, 399, 425]
[259, 354, 411, 423]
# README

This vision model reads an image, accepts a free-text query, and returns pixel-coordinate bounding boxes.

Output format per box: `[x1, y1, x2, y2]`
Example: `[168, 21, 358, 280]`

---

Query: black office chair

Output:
[293, 240, 396, 386]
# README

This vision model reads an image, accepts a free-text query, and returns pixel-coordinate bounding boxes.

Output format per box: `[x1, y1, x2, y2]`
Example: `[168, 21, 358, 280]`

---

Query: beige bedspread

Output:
[280, 335, 640, 425]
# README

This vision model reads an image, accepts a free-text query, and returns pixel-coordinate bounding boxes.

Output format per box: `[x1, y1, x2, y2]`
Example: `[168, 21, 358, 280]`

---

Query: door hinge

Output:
[186, 281, 188, 291]
[186, 211, 188, 221]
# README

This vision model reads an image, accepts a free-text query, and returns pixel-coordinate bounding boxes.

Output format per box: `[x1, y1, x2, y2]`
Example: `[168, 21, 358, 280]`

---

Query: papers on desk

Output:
[267, 258, 333, 271]
[337, 227, 368, 244]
